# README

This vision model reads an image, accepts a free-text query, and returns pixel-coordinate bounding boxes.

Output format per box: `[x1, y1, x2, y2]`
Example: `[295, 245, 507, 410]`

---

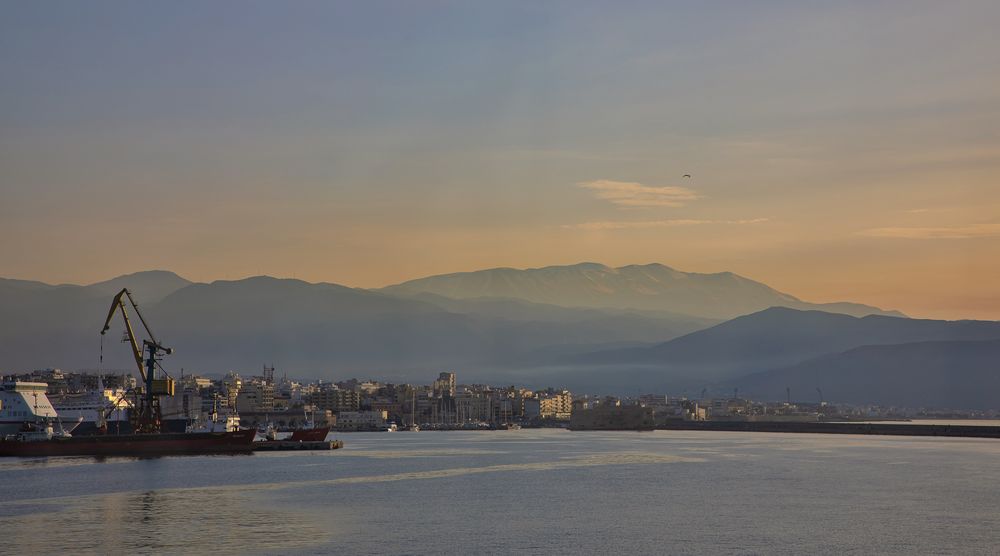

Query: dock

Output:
[252, 439, 344, 451]
[569, 420, 1000, 439]
[655, 420, 1000, 438]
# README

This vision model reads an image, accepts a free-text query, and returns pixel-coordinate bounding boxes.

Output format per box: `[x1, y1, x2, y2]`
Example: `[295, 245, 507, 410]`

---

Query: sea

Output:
[2, 428, 999, 555]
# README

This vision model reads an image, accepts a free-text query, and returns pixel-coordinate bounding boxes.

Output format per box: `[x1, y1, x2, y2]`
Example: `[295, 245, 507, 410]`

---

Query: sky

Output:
[2, 1, 999, 319]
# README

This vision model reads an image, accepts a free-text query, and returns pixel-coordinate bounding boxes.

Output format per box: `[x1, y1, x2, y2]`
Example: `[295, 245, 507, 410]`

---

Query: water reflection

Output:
[0, 486, 330, 554]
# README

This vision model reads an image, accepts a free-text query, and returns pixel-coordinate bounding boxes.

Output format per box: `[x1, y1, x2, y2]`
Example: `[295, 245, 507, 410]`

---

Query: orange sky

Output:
[2, 3, 999, 320]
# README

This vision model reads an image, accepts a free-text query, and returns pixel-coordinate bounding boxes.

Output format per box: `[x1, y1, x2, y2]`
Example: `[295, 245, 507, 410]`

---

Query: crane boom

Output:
[101, 289, 145, 380]
[99, 288, 174, 433]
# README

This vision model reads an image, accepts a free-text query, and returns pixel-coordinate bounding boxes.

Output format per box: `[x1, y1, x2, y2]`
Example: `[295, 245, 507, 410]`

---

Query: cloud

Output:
[564, 218, 769, 231]
[860, 223, 1000, 239]
[577, 179, 699, 208]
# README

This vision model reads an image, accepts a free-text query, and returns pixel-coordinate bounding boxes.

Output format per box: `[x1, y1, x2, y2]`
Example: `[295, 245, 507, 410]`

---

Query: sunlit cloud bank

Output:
[860, 223, 1000, 239]
[564, 218, 769, 231]
[577, 179, 699, 208]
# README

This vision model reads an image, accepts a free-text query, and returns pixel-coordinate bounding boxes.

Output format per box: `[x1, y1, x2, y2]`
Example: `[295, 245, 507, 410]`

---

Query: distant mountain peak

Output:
[87, 269, 188, 284]
[381, 262, 899, 320]
[86, 269, 193, 304]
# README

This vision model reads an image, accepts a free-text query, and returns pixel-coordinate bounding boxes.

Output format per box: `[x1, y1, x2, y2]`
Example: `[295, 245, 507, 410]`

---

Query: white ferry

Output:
[51, 385, 132, 435]
[0, 381, 60, 435]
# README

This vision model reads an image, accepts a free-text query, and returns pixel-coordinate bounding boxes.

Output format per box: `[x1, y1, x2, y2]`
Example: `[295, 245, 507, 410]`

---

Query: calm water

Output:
[2, 429, 1000, 555]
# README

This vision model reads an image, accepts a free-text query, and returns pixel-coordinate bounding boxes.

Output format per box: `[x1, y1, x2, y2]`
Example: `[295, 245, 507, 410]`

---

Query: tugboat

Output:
[287, 406, 330, 441]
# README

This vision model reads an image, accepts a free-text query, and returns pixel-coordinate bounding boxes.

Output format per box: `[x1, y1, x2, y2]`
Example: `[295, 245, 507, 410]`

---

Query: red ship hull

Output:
[289, 426, 331, 442]
[0, 429, 257, 457]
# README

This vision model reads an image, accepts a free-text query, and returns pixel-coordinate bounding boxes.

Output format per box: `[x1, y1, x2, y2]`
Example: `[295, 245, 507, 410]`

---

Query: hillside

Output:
[381, 262, 902, 320]
[5, 269, 998, 407]
[0, 274, 705, 377]
[85, 270, 192, 303]
[730, 339, 1000, 409]
[572, 307, 1000, 381]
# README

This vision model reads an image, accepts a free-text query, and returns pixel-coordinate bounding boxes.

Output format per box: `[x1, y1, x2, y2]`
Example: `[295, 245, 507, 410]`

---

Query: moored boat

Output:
[1, 381, 61, 435]
[0, 429, 256, 458]
[288, 425, 331, 442]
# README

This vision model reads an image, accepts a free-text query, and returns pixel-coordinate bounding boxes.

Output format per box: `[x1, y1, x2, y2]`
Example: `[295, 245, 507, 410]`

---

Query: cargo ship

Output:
[0, 428, 256, 457]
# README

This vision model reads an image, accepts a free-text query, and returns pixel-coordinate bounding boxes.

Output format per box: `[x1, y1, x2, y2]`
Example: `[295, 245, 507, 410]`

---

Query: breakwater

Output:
[651, 420, 1000, 438]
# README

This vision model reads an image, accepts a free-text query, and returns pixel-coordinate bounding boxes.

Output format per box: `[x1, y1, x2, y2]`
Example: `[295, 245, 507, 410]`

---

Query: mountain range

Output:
[382, 262, 904, 320]
[0, 269, 713, 381]
[570, 307, 1000, 381]
[2, 264, 998, 409]
[731, 339, 1000, 410]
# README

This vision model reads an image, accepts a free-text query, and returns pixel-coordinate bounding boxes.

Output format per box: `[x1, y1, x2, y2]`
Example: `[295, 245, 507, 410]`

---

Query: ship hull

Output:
[288, 426, 331, 442]
[0, 430, 256, 458]
[68, 420, 135, 436]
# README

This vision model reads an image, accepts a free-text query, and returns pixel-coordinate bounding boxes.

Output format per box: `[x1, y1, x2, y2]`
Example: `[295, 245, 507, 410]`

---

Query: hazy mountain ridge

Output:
[730, 339, 1000, 409]
[391, 291, 718, 330]
[0, 273, 698, 376]
[570, 307, 1000, 381]
[3, 268, 997, 409]
[381, 262, 903, 319]
[1, 270, 194, 302]
[86, 270, 193, 303]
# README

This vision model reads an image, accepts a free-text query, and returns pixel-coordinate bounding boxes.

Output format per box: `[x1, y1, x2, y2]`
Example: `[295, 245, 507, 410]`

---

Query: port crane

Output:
[100, 288, 175, 433]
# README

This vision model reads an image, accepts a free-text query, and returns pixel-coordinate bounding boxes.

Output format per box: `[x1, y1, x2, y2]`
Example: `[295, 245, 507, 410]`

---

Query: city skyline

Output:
[3, 2, 999, 320]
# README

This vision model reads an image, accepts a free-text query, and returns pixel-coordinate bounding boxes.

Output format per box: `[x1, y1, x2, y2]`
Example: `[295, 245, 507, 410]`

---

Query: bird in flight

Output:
[682, 174, 691, 178]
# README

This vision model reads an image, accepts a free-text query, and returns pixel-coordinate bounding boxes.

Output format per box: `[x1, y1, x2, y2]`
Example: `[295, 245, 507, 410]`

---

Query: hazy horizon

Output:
[3, 2, 999, 320]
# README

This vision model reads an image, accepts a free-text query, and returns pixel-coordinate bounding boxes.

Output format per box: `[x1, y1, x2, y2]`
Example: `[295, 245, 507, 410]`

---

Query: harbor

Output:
[1, 287, 996, 460]
[5, 428, 1000, 554]
[0, 288, 345, 459]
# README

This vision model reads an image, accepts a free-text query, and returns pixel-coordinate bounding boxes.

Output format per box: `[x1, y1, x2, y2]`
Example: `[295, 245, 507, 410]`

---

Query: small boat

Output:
[187, 396, 241, 433]
[257, 422, 279, 441]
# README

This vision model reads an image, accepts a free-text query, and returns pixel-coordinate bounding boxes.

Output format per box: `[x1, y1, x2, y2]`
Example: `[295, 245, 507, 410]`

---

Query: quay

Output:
[655, 420, 1000, 438]
[252, 439, 344, 451]
[569, 405, 1000, 438]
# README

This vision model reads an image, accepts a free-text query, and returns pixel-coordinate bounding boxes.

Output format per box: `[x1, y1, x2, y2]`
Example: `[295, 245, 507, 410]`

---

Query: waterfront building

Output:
[308, 387, 360, 413]
[539, 390, 573, 420]
[236, 378, 275, 413]
[433, 372, 456, 398]
[523, 398, 541, 420]
[336, 410, 388, 431]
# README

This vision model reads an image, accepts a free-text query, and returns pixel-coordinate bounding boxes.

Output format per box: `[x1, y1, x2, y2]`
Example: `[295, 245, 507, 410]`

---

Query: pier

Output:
[252, 439, 344, 451]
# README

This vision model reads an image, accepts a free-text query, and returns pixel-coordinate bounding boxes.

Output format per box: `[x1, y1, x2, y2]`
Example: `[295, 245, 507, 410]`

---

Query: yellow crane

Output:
[100, 288, 175, 433]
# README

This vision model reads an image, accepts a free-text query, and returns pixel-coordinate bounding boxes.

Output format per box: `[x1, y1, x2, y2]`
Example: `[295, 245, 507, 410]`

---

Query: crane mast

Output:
[100, 288, 175, 433]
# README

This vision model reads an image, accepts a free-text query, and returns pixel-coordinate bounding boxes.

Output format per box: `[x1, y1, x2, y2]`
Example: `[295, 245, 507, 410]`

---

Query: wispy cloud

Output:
[564, 218, 769, 231]
[860, 223, 1000, 239]
[577, 179, 699, 208]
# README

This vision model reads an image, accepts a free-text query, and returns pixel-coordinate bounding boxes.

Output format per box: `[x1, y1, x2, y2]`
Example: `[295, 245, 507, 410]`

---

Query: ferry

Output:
[0, 381, 61, 435]
[50, 381, 132, 435]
